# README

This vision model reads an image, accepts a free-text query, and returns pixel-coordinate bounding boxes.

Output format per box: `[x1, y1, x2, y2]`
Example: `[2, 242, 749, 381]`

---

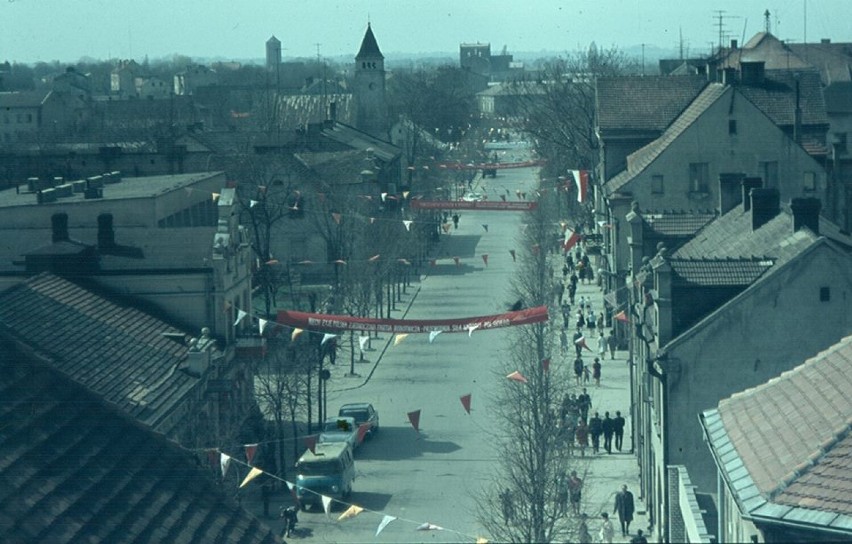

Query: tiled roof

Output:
[604, 83, 728, 194]
[0, 352, 279, 544]
[788, 42, 852, 84]
[321, 122, 400, 162]
[0, 273, 200, 429]
[596, 75, 707, 132]
[0, 90, 50, 108]
[738, 70, 828, 127]
[824, 82, 852, 114]
[670, 258, 773, 286]
[702, 335, 852, 530]
[642, 210, 718, 237]
[275, 93, 354, 128]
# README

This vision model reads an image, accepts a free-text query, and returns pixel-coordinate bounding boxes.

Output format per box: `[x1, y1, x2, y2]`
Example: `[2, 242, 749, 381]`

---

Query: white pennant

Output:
[249, 199, 259, 208]
[321, 494, 333, 516]
[429, 330, 442, 344]
[285, 480, 295, 491]
[234, 309, 247, 326]
[220, 453, 231, 478]
[403, 220, 413, 232]
[381, 192, 388, 202]
[358, 335, 369, 352]
[258, 318, 268, 334]
[376, 515, 397, 537]
[467, 323, 481, 337]
[321, 333, 337, 346]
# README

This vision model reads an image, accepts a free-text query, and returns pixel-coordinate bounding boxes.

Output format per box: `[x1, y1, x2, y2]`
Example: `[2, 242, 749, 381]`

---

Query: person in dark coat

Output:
[613, 411, 626, 452]
[614, 485, 635, 536]
[577, 388, 591, 422]
[573, 357, 584, 385]
[602, 412, 614, 454]
[588, 412, 603, 454]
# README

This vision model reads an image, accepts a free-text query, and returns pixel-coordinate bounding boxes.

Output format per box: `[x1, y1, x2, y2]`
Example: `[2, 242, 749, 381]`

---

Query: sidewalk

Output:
[561, 259, 652, 543]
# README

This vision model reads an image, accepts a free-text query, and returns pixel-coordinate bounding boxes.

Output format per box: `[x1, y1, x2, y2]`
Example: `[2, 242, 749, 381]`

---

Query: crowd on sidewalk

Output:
[554, 245, 649, 543]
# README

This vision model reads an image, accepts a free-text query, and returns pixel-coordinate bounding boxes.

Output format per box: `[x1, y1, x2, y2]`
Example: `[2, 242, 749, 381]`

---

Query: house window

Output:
[803, 171, 817, 193]
[759, 161, 779, 188]
[728, 119, 737, 134]
[688, 163, 709, 193]
[651, 175, 664, 194]
[26, 113, 32, 123]
[820, 286, 830, 302]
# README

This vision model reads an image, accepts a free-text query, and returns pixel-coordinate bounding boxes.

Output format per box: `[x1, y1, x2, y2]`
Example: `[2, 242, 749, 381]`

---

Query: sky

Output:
[2, 0, 851, 64]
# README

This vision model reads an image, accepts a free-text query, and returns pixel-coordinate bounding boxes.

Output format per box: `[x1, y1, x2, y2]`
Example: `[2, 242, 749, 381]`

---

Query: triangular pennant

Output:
[574, 336, 592, 351]
[615, 310, 629, 323]
[408, 409, 421, 432]
[428, 330, 442, 344]
[333, 259, 347, 265]
[234, 309, 247, 327]
[460, 393, 472, 414]
[560, 221, 568, 232]
[257, 185, 267, 194]
[563, 230, 581, 252]
[429, 259, 437, 267]
[337, 505, 364, 521]
[258, 318, 268, 335]
[220, 453, 231, 478]
[509, 249, 516, 262]
[603, 291, 618, 308]
[184, 187, 193, 196]
[381, 192, 388, 202]
[394, 333, 408, 346]
[482, 254, 489, 266]
[249, 199, 259, 208]
[416, 522, 443, 531]
[403, 220, 413, 232]
[398, 258, 411, 265]
[402, 190, 410, 198]
[367, 254, 380, 262]
[239, 467, 264, 488]
[507, 370, 528, 383]
[369, 217, 376, 224]
[442, 223, 452, 233]
[245, 443, 259, 464]
[467, 323, 480, 337]
[476, 538, 489, 544]
[542, 357, 551, 372]
[321, 333, 337, 346]
[481, 224, 489, 232]
[358, 335, 370, 352]
[291, 328, 304, 341]
[500, 194, 507, 202]
[285, 480, 295, 491]
[223, 300, 232, 312]
[376, 515, 397, 537]
[266, 259, 279, 265]
[212, 192, 220, 201]
[305, 434, 317, 454]
[453, 256, 460, 267]
[321, 495, 333, 515]
[331, 212, 342, 224]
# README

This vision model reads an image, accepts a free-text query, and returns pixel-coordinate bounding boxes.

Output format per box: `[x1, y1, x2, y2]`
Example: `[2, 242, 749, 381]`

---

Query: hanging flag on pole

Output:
[571, 170, 589, 203]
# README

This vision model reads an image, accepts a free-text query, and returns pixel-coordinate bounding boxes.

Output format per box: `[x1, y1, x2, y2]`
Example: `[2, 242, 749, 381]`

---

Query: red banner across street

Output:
[410, 200, 538, 211]
[437, 160, 545, 170]
[277, 306, 549, 334]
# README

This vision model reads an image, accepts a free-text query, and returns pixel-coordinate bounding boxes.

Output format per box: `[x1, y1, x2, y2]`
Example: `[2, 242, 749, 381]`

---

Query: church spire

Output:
[356, 23, 384, 60]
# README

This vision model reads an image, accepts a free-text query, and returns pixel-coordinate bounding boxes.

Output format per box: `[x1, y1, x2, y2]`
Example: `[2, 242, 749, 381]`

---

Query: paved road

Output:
[251, 158, 650, 542]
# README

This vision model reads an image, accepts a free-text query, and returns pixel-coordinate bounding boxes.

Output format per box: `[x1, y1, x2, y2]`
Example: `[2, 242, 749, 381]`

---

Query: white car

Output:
[461, 192, 485, 202]
[318, 416, 359, 450]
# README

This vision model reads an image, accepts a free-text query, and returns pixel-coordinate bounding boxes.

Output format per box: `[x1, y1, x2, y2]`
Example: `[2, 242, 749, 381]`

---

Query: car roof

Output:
[324, 415, 356, 423]
[339, 403, 372, 410]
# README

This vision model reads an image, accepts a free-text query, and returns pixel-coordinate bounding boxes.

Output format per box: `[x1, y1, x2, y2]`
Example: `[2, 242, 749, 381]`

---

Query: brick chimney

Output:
[741, 178, 763, 212]
[750, 188, 780, 231]
[51, 213, 69, 242]
[790, 198, 821, 235]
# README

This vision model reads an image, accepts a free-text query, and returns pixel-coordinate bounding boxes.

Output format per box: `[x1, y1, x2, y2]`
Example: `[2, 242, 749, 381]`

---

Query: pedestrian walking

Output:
[577, 388, 591, 422]
[589, 412, 603, 454]
[568, 282, 577, 305]
[560, 329, 569, 355]
[614, 411, 626, 452]
[577, 513, 592, 544]
[614, 485, 635, 536]
[583, 364, 591, 384]
[596, 311, 605, 332]
[573, 330, 584, 357]
[587, 308, 596, 332]
[602, 412, 614, 454]
[592, 357, 602, 387]
[575, 419, 589, 457]
[599, 513, 615, 544]
[452, 213, 459, 229]
[574, 357, 584, 385]
[563, 415, 577, 457]
[630, 529, 649, 543]
[607, 329, 617, 359]
[597, 331, 607, 359]
[561, 303, 571, 329]
[576, 309, 586, 330]
[556, 472, 569, 514]
[555, 281, 565, 306]
[568, 471, 583, 515]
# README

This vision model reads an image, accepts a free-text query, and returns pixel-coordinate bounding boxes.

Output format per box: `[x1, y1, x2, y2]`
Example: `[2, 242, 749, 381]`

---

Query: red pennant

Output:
[357, 423, 369, 444]
[614, 310, 629, 323]
[563, 230, 581, 252]
[507, 370, 528, 383]
[244, 443, 258, 465]
[408, 409, 421, 432]
[207, 449, 219, 471]
[509, 249, 516, 262]
[460, 394, 472, 414]
[304, 435, 317, 454]
[482, 254, 489, 266]
[453, 256, 460, 267]
[574, 336, 592, 352]
[332, 212, 342, 224]
[500, 194, 507, 202]
[542, 358, 551, 372]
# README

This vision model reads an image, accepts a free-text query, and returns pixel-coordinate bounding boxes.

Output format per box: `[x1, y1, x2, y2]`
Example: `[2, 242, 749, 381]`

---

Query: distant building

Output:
[266, 35, 282, 71]
[353, 23, 389, 140]
[460, 42, 523, 82]
[174, 64, 219, 96]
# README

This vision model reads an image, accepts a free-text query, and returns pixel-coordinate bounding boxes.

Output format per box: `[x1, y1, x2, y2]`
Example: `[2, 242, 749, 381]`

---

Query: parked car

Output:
[460, 192, 485, 202]
[338, 403, 379, 441]
[295, 442, 355, 510]
[318, 416, 359, 450]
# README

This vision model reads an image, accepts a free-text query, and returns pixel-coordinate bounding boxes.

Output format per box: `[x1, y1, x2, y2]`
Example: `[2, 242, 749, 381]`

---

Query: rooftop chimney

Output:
[741, 177, 763, 212]
[790, 198, 821, 235]
[750, 188, 780, 231]
[730, 39, 738, 49]
[821, 38, 831, 44]
[51, 213, 69, 242]
[97, 213, 115, 249]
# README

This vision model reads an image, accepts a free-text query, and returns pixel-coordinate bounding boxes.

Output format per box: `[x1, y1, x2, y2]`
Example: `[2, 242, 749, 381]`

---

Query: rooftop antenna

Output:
[803, 0, 807, 44]
[713, 10, 739, 53]
[679, 27, 684, 60]
[764, 9, 771, 34]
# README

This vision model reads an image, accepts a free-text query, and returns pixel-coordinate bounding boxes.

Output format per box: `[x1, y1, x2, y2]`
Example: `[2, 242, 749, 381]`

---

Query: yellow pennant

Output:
[394, 334, 408, 346]
[239, 467, 263, 488]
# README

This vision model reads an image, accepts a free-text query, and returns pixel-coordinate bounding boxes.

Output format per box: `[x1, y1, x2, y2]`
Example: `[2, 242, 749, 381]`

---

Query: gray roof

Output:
[0, 345, 279, 544]
[0, 90, 50, 108]
[596, 75, 708, 133]
[738, 69, 829, 127]
[670, 258, 773, 286]
[642, 210, 718, 237]
[0, 273, 201, 429]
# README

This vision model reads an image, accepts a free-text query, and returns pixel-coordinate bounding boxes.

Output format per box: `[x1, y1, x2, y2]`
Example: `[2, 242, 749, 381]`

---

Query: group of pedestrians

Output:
[559, 392, 626, 456]
[574, 485, 645, 543]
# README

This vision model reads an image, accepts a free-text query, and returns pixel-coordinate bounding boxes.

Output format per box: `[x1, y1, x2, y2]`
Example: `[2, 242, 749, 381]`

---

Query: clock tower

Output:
[354, 23, 389, 139]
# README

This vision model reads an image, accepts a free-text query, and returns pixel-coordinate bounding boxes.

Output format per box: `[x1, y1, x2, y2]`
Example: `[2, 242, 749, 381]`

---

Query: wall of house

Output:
[662, 243, 852, 494]
[626, 89, 826, 212]
[0, 105, 39, 143]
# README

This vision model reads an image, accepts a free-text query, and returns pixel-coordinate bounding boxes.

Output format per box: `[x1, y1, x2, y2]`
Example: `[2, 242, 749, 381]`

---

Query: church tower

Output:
[354, 23, 389, 139]
[266, 36, 281, 71]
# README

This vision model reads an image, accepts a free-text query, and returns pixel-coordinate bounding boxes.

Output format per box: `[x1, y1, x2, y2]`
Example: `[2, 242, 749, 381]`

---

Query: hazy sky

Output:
[2, 0, 851, 64]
